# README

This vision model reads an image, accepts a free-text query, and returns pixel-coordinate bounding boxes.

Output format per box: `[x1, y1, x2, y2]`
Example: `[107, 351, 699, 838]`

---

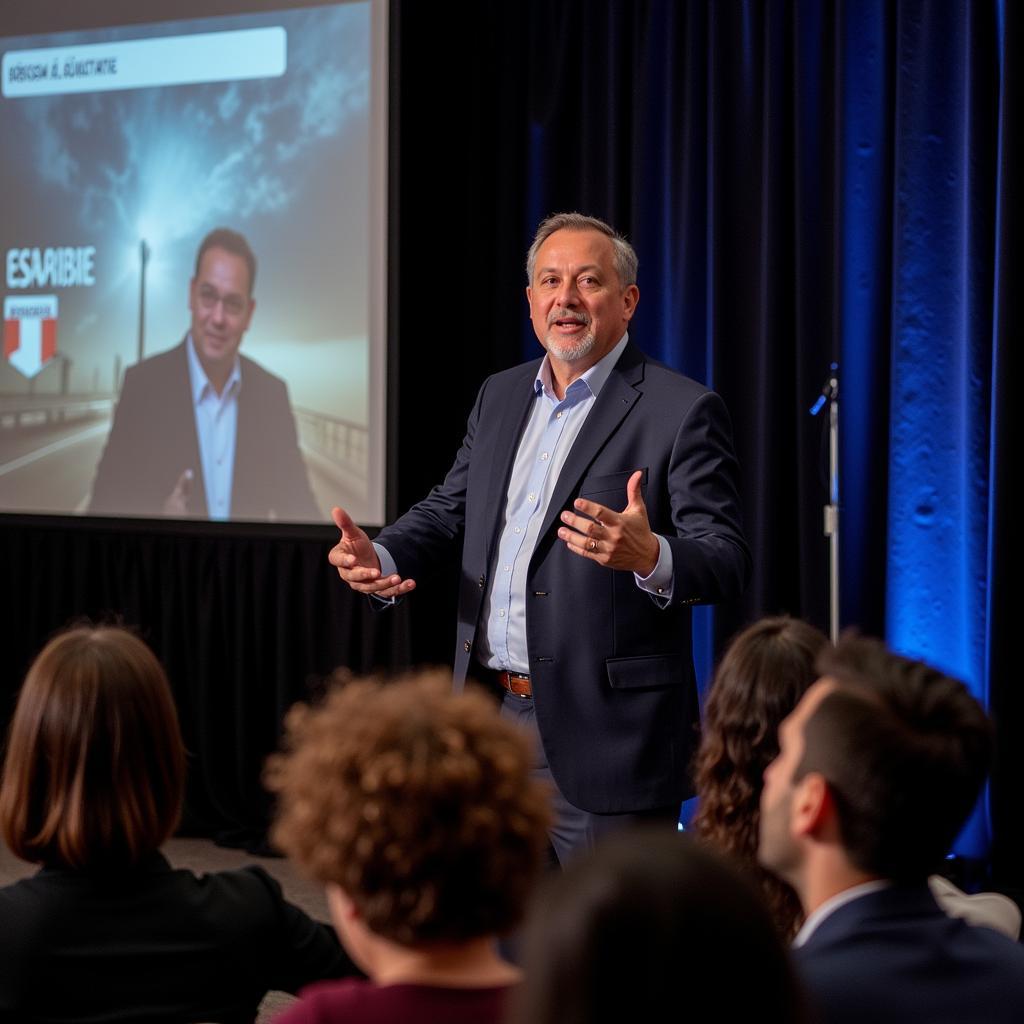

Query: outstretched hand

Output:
[556, 470, 660, 576]
[328, 506, 416, 598]
[162, 469, 194, 517]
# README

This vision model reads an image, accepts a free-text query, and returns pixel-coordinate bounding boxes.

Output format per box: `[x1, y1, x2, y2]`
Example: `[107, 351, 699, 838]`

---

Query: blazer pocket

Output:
[606, 654, 686, 691]
[579, 467, 648, 502]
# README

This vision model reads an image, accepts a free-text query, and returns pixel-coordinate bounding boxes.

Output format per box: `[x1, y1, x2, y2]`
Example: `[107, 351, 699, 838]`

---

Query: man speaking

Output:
[330, 213, 750, 861]
[89, 228, 317, 521]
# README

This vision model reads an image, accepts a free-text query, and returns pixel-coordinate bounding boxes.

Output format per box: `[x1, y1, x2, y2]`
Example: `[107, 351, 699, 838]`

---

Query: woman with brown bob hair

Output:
[691, 615, 828, 939]
[266, 669, 552, 1024]
[0, 626, 352, 1022]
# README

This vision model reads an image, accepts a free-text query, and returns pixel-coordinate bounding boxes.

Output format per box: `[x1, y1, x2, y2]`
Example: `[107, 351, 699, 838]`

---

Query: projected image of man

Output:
[89, 228, 317, 521]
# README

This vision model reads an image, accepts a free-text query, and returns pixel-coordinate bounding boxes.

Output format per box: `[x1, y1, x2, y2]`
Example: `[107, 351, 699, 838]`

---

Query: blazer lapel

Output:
[232, 361, 258, 516]
[481, 364, 542, 564]
[535, 344, 645, 546]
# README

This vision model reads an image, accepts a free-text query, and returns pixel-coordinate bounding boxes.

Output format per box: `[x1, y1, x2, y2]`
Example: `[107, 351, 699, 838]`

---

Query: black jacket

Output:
[0, 853, 353, 1023]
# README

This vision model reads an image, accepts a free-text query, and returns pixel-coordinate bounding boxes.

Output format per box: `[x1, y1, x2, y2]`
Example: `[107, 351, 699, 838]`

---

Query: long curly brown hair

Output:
[691, 617, 828, 939]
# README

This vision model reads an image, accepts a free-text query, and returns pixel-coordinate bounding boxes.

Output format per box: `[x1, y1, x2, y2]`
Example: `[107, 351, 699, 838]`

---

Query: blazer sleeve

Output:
[373, 376, 489, 581]
[663, 389, 751, 604]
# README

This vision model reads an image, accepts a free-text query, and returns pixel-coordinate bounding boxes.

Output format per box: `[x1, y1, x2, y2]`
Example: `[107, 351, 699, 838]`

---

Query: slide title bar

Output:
[2, 27, 286, 98]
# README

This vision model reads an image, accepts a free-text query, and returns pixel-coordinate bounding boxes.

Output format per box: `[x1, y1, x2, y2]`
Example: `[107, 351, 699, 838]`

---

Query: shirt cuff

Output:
[370, 543, 398, 606]
[375, 544, 398, 578]
[634, 534, 673, 603]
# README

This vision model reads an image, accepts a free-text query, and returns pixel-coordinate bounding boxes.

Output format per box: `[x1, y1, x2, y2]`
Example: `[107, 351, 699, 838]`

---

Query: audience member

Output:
[758, 634, 1024, 1024]
[0, 626, 353, 1022]
[692, 615, 827, 938]
[266, 670, 551, 1024]
[510, 827, 807, 1024]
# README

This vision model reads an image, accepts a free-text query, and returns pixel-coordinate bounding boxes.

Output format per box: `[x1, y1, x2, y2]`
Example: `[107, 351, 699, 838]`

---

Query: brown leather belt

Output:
[498, 671, 532, 698]
[475, 663, 533, 698]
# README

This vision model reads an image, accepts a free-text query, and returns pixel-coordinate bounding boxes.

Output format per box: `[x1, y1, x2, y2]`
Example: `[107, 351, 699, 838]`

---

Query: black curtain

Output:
[393, 1, 845, 663]
[1, 515, 412, 838]
[3, 0, 1020, 888]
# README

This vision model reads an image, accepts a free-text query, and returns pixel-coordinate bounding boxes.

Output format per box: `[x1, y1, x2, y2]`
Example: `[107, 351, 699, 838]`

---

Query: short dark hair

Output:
[512, 829, 807, 1024]
[194, 227, 257, 294]
[797, 635, 993, 881]
[0, 626, 186, 869]
[266, 669, 552, 946]
[692, 616, 828, 937]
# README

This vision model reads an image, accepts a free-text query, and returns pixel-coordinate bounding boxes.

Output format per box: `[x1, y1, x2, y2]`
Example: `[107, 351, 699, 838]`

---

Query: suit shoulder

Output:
[481, 357, 544, 391]
[463, 358, 542, 412]
[957, 920, 1024, 966]
[637, 355, 714, 403]
[121, 343, 187, 388]
[240, 354, 289, 396]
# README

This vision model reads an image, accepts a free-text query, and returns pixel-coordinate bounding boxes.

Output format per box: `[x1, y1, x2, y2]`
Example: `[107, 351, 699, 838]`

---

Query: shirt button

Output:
[527, 493, 536, 502]
[514, 527, 522, 534]
[540, 452, 549, 461]
[463, 640, 472, 652]
[556, 412, 563, 419]
[499, 609, 506, 617]
[504, 565, 511, 572]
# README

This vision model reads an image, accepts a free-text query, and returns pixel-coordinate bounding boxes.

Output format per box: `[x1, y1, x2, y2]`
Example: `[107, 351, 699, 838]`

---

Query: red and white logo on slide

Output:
[4, 294, 58, 379]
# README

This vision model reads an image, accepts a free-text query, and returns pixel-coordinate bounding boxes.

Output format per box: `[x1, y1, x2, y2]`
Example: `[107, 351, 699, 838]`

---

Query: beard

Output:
[544, 310, 595, 362]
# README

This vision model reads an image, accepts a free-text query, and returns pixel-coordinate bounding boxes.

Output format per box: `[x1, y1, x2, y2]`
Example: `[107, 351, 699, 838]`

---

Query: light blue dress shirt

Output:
[186, 334, 241, 521]
[377, 333, 673, 672]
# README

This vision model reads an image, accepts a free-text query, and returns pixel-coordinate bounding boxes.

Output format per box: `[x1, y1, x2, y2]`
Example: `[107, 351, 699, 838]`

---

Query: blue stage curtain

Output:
[877, 2, 1005, 857]
[499, 0, 1015, 860]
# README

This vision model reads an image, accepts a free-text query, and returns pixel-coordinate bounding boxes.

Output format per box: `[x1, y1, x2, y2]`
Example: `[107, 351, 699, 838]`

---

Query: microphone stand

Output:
[810, 364, 839, 643]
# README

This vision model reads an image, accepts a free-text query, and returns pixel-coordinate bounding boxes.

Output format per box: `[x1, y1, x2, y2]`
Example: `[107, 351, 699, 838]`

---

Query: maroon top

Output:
[276, 978, 514, 1024]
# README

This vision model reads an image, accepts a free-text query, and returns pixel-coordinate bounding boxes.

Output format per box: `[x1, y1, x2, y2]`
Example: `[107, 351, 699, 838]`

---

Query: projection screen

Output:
[0, 0, 387, 525]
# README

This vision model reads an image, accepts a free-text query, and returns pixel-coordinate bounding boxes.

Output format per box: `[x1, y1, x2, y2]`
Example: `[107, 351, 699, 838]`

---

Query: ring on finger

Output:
[589, 539, 598, 552]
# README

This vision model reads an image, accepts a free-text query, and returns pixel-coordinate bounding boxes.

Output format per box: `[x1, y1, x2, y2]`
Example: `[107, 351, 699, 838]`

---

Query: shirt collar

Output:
[534, 331, 630, 400]
[792, 879, 891, 948]
[186, 332, 242, 404]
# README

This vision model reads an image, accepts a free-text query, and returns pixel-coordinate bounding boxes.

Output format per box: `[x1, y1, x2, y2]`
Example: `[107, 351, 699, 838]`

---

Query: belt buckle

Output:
[503, 671, 531, 698]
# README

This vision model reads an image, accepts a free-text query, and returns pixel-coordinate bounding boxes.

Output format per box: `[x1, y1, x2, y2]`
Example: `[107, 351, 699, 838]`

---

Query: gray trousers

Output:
[498, 691, 680, 866]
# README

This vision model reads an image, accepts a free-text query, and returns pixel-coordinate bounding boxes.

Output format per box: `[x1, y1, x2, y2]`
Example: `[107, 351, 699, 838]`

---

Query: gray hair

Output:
[525, 212, 638, 287]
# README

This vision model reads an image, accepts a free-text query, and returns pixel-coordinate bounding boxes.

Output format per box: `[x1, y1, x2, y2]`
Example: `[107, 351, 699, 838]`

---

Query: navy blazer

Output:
[795, 884, 1024, 1024]
[376, 343, 750, 813]
[89, 340, 317, 521]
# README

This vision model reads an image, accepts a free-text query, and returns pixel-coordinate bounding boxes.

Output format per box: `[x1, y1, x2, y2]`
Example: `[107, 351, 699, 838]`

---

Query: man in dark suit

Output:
[758, 635, 1024, 1023]
[89, 228, 317, 521]
[329, 213, 750, 861]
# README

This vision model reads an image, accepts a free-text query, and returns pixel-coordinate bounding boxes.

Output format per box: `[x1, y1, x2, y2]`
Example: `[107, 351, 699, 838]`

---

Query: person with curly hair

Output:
[691, 616, 827, 939]
[266, 669, 552, 1024]
[0, 625, 352, 1022]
